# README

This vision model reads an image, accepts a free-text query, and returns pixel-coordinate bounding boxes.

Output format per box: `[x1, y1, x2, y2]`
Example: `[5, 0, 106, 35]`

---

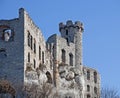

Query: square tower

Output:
[0, 8, 47, 97]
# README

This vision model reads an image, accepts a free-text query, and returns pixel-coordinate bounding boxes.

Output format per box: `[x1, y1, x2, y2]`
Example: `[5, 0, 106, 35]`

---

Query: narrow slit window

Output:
[39, 46, 41, 60]
[87, 70, 90, 80]
[34, 59, 36, 68]
[61, 49, 66, 63]
[28, 31, 30, 47]
[28, 52, 30, 62]
[30, 35, 33, 50]
[66, 29, 68, 35]
[94, 72, 97, 83]
[69, 53, 73, 66]
[34, 39, 36, 53]
[94, 87, 97, 94]
[87, 85, 90, 92]
[42, 51, 44, 64]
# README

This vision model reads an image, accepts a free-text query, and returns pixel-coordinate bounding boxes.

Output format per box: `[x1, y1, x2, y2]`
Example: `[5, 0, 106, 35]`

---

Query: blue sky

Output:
[1, 0, 120, 92]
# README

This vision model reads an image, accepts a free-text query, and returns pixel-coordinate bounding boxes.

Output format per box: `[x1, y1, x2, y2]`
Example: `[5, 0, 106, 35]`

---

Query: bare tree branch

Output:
[101, 87, 120, 98]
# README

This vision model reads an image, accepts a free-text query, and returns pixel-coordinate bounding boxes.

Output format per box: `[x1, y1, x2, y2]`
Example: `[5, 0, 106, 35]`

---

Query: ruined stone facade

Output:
[0, 8, 100, 98]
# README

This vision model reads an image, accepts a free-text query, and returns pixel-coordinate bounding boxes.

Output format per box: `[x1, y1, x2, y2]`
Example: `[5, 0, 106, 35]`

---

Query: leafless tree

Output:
[101, 87, 120, 98]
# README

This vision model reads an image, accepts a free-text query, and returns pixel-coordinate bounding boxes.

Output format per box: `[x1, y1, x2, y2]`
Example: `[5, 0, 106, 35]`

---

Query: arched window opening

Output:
[42, 51, 44, 64]
[27, 31, 30, 47]
[46, 71, 52, 84]
[0, 25, 14, 41]
[87, 94, 91, 98]
[94, 71, 97, 83]
[87, 70, 90, 80]
[34, 39, 36, 53]
[28, 52, 30, 62]
[61, 49, 66, 63]
[4, 30, 11, 41]
[30, 35, 33, 50]
[3, 29, 14, 41]
[39, 46, 41, 60]
[69, 53, 73, 66]
[87, 85, 90, 92]
[94, 87, 97, 94]
[33, 59, 36, 69]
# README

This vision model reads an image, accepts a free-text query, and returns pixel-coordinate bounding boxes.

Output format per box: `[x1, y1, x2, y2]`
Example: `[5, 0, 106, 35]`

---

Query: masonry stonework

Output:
[0, 8, 100, 98]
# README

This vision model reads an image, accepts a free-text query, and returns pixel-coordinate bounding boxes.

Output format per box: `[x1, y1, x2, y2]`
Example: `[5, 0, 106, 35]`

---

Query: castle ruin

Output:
[0, 8, 100, 98]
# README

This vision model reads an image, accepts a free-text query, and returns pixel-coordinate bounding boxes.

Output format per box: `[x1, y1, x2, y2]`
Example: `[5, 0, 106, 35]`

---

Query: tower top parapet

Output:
[59, 20, 84, 32]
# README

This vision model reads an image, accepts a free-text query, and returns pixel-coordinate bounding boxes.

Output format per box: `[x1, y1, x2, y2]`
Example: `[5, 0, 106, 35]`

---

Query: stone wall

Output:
[0, 18, 24, 96]
[0, 8, 100, 98]
[83, 66, 100, 98]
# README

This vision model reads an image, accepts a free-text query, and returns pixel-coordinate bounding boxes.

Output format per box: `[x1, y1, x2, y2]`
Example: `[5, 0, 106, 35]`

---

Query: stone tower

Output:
[59, 20, 84, 69]
[0, 8, 100, 98]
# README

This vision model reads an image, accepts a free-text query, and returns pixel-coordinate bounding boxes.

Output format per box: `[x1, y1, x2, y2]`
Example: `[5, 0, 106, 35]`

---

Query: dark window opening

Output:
[34, 43, 36, 53]
[61, 49, 66, 63]
[42, 51, 44, 64]
[28, 31, 30, 47]
[94, 87, 97, 94]
[0, 25, 14, 41]
[66, 37, 70, 46]
[94, 72, 97, 83]
[46, 71, 52, 83]
[30, 35, 33, 50]
[87, 70, 90, 80]
[28, 52, 30, 62]
[69, 53, 73, 66]
[0, 48, 6, 52]
[52, 45, 55, 58]
[66, 29, 68, 35]
[2, 29, 14, 41]
[39, 46, 41, 60]
[0, 48, 7, 58]
[87, 94, 91, 98]
[34, 59, 36, 68]
[66, 38, 69, 43]
[34, 39, 36, 53]
[87, 85, 90, 92]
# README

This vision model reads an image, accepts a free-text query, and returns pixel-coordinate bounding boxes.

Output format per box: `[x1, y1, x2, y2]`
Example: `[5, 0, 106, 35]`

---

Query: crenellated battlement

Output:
[0, 8, 100, 98]
[59, 20, 84, 32]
